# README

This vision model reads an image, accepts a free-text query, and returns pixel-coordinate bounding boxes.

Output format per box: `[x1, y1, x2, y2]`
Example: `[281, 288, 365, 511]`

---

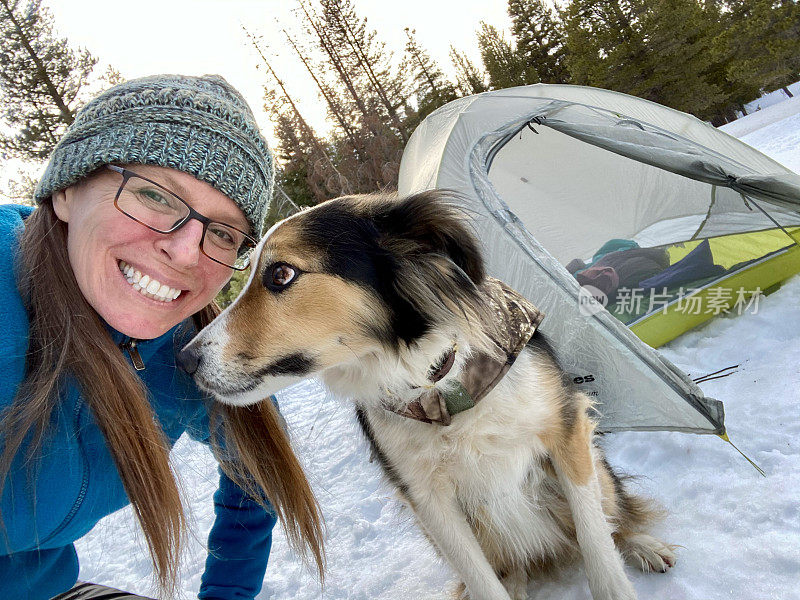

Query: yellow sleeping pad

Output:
[628, 226, 800, 348]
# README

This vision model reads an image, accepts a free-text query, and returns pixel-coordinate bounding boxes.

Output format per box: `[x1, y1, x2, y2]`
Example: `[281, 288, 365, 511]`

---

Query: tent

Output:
[398, 84, 800, 436]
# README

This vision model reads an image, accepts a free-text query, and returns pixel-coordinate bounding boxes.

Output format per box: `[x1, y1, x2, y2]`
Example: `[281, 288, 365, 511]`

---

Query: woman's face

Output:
[53, 165, 251, 339]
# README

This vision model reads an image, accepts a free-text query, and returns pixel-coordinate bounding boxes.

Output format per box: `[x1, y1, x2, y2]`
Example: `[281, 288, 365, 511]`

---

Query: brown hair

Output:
[0, 202, 325, 593]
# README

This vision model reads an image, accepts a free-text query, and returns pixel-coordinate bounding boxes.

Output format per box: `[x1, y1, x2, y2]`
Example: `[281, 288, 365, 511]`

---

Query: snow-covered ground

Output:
[737, 81, 800, 122]
[721, 94, 800, 155]
[77, 104, 800, 599]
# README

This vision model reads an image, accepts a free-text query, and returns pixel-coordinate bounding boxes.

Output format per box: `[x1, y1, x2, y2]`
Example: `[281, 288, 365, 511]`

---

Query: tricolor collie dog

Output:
[180, 192, 675, 600]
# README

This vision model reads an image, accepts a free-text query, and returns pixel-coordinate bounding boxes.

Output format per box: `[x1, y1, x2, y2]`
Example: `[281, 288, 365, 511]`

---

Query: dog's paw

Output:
[453, 582, 470, 600]
[453, 580, 519, 600]
[501, 567, 528, 600]
[620, 533, 677, 573]
[587, 574, 637, 600]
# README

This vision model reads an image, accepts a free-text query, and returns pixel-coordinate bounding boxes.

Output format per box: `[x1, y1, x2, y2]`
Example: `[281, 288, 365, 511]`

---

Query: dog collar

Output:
[383, 277, 544, 426]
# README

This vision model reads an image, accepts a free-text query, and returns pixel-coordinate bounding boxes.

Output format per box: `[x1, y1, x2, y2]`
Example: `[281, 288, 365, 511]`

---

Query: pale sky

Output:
[43, 0, 512, 145]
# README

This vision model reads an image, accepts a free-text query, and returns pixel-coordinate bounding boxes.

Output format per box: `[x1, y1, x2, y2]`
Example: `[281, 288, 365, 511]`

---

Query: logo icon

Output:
[578, 285, 608, 316]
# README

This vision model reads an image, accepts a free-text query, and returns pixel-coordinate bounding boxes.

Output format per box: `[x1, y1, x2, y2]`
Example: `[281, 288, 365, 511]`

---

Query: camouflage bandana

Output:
[383, 277, 544, 426]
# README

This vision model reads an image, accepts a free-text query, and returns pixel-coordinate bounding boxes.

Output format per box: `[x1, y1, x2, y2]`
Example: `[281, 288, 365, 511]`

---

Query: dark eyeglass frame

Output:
[106, 165, 257, 271]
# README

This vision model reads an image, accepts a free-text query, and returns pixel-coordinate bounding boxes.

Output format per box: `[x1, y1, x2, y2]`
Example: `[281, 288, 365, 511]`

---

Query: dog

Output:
[179, 191, 676, 600]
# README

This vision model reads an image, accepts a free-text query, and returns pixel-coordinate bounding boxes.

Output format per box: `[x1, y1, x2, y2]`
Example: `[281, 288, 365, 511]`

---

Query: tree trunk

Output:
[282, 28, 363, 159]
[328, 1, 408, 142]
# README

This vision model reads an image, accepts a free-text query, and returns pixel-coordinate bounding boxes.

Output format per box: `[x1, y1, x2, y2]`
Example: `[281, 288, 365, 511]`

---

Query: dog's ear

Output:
[373, 191, 485, 285]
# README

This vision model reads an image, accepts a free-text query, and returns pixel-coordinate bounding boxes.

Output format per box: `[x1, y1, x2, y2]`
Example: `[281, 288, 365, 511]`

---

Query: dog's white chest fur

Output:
[360, 352, 572, 564]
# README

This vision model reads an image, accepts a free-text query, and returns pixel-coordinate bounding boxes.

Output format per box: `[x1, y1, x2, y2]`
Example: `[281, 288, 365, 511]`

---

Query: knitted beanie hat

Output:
[34, 74, 273, 236]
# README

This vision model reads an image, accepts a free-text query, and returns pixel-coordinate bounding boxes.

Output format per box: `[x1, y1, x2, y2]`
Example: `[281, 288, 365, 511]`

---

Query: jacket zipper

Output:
[39, 395, 90, 545]
[119, 337, 145, 371]
[39, 337, 147, 544]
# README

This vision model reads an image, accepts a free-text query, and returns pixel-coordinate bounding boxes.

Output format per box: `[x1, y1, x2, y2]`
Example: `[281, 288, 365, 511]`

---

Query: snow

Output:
[76, 104, 800, 599]
[738, 81, 800, 121]
[720, 94, 800, 148]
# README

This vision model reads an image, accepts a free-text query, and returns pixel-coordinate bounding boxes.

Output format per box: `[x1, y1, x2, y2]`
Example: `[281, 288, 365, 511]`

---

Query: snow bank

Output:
[741, 82, 800, 116]
[721, 95, 800, 141]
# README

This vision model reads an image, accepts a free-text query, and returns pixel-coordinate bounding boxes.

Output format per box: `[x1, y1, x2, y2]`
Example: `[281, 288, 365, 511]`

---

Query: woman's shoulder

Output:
[0, 203, 34, 232]
[0, 203, 34, 271]
[0, 204, 33, 407]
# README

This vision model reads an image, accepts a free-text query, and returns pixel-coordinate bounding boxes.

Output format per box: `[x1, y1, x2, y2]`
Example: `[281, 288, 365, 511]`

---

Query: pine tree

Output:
[562, 0, 650, 95]
[636, 0, 727, 117]
[0, 0, 98, 161]
[477, 22, 535, 89]
[562, 0, 729, 119]
[403, 28, 457, 122]
[280, 26, 362, 160]
[507, 0, 570, 84]
[247, 26, 350, 205]
[296, 0, 375, 139]
[294, 0, 406, 192]
[320, 0, 411, 142]
[719, 0, 800, 100]
[450, 47, 489, 95]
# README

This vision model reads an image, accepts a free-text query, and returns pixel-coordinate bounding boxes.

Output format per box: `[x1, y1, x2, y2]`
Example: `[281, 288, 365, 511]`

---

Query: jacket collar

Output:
[382, 277, 544, 426]
[108, 321, 192, 370]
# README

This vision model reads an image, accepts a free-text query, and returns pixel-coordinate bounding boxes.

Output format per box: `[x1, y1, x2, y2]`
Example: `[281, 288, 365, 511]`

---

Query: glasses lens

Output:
[116, 175, 189, 232]
[203, 223, 253, 270]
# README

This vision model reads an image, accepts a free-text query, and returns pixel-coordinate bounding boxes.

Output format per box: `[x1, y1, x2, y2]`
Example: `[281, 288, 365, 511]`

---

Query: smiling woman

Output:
[0, 75, 324, 600]
[50, 164, 256, 339]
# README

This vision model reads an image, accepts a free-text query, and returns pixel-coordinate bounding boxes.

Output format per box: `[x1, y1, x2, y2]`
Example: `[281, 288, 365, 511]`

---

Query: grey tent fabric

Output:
[398, 85, 799, 435]
[535, 106, 800, 209]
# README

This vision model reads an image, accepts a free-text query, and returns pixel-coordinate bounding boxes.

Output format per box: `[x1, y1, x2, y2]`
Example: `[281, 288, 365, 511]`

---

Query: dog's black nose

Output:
[177, 346, 201, 375]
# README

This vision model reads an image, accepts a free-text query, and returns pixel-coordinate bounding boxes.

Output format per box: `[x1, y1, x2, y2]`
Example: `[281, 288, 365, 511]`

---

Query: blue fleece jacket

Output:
[0, 204, 276, 600]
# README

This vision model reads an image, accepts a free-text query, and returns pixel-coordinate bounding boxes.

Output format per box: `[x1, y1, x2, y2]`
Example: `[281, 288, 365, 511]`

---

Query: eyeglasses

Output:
[107, 165, 256, 271]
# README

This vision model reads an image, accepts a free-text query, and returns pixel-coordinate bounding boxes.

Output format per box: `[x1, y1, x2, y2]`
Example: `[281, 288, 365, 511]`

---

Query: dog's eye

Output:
[265, 263, 299, 291]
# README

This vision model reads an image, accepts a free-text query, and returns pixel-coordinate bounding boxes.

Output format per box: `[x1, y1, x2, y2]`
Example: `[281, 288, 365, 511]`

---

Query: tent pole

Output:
[691, 185, 717, 240]
[742, 193, 800, 248]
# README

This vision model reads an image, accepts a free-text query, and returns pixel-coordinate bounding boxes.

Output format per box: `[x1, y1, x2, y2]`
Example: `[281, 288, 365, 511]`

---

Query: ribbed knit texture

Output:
[34, 74, 273, 235]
